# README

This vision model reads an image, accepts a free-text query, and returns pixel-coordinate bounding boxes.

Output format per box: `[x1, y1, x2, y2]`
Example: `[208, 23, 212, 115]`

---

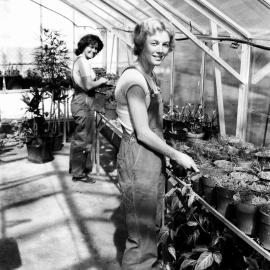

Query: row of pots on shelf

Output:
[191, 173, 270, 250]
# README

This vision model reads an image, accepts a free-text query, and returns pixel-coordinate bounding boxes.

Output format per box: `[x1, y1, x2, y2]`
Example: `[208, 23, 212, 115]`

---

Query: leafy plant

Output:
[159, 176, 269, 270]
[33, 28, 71, 137]
[33, 28, 71, 101]
[20, 87, 49, 138]
[160, 183, 224, 270]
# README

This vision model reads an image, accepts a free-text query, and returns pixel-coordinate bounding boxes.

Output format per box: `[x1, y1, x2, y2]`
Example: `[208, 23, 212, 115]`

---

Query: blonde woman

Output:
[115, 18, 199, 269]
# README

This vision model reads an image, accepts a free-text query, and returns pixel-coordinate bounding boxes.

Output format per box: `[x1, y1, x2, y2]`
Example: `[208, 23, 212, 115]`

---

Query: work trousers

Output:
[69, 93, 95, 176]
[117, 130, 165, 270]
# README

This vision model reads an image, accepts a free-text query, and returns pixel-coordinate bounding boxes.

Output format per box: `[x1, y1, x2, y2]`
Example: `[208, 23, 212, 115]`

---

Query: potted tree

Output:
[33, 28, 71, 151]
[20, 87, 53, 163]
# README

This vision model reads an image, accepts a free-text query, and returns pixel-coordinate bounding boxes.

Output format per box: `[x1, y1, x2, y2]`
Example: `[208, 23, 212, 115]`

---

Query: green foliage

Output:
[160, 179, 269, 270]
[164, 103, 218, 135]
[33, 28, 71, 101]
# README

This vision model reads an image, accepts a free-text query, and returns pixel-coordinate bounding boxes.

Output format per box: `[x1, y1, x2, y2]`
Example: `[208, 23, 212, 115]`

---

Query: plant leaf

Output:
[192, 246, 208, 253]
[243, 256, 260, 269]
[158, 226, 169, 245]
[180, 259, 197, 270]
[171, 196, 181, 211]
[213, 252, 222, 264]
[181, 186, 188, 196]
[194, 252, 214, 270]
[187, 221, 198, 227]
[188, 193, 196, 207]
[168, 245, 176, 260]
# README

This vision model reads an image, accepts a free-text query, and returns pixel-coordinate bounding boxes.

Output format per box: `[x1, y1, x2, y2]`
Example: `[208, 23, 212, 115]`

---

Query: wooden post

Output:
[211, 21, 226, 137]
[101, 29, 107, 71]
[109, 34, 116, 73]
[236, 44, 251, 140]
[63, 97, 67, 143]
[200, 50, 206, 106]
[169, 51, 175, 114]
[116, 37, 119, 75]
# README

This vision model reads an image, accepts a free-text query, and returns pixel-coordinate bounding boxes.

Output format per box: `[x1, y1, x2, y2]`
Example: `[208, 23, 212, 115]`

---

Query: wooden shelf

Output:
[166, 169, 270, 261]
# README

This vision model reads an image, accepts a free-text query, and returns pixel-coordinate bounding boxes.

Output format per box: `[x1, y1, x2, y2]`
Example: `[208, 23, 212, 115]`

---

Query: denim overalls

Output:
[117, 67, 165, 270]
[69, 82, 95, 176]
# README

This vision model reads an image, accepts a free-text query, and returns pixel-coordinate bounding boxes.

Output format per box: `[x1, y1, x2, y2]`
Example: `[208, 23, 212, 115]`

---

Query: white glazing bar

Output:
[199, 50, 206, 106]
[185, 0, 251, 39]
[236, 44, 251, 140]
[154, 0, 206, 34]
[211, 21, 226, 137]
[169, 51, 175, 113]
[99, 0, 139, 24]
[144, 0, 244, 84]
[60, 0, 133, 47]
[252, 62, 270, 84]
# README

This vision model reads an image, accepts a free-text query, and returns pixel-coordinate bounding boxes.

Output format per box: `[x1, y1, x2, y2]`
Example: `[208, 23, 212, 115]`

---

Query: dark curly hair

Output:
[133, 18, 175, 56]
[75, 34, 104, 56]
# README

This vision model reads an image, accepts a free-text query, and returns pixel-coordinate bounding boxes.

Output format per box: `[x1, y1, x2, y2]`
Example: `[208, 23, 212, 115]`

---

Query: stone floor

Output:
[0, 138, 126, 270]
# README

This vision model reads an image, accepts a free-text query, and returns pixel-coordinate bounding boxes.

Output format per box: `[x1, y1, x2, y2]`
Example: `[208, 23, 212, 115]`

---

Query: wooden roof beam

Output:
[154, 0, 207, 35]
[60, 0, 132, 47]
[98, 0, 139, 24]
[185, 0, 251, 39]
[145, 0, 244, 84]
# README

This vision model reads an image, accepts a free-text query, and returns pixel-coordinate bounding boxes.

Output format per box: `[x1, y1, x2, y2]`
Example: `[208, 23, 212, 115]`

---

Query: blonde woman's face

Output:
[141, 30, 170, 66]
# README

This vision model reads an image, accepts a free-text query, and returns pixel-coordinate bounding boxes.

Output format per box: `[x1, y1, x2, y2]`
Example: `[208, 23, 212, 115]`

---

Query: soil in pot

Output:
[214, 160, 234, 172]
[258, 204, 270, 250]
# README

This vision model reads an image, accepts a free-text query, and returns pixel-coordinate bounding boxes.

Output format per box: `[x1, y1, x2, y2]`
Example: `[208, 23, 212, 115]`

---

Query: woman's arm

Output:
[78, 58, 107, 91]
[127, 85, 199, 172]
[81, 76, 107, 91]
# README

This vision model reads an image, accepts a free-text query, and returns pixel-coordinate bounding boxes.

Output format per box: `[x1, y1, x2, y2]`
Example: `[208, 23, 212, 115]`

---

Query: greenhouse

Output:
[1, 0, 270, 269]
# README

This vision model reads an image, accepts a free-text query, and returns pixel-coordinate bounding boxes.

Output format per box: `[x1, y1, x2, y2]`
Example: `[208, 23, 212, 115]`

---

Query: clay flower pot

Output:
[234, 202, 258, 236]
[215, 186, 236, 218]
[200, 176, 216, 205]
[258, 204, 270, 250]
[186, 131, 205, 142]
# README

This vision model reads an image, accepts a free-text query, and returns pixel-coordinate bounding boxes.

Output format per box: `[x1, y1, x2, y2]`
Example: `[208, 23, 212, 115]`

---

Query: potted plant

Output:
[33, 28, 71, 151]
[163, 105, 188, 142]
[22, 68, 42, 89]
[182, 103, 206, 140]
[160, 182, 256, 270]
[92, 69, 119, 117]
[20, 87, 53, 163]
[233, 190, 268, 236]
[258, 204, 270, 250]
[104, 73, 119, 120]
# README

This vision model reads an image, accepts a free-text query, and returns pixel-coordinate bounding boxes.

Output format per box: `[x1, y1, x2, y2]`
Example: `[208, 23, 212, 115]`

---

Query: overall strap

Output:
[122, 65, 157, 96]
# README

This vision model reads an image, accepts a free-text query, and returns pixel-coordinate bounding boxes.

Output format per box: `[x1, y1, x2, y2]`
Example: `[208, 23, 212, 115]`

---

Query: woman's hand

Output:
[173, 150, 199, 172]
[98, 77, 108, 85]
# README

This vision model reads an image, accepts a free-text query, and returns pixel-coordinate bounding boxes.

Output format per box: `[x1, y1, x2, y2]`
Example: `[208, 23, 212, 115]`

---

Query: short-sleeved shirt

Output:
[72, 55, 96, 91]
[114, 67, 159, 134]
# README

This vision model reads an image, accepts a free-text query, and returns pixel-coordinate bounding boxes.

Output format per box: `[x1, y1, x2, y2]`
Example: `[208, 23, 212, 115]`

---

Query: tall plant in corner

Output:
[33, 28, 71, 150]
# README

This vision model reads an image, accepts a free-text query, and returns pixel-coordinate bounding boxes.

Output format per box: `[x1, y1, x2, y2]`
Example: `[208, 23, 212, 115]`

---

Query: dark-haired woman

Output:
[115, 18, 199, 269]
[69, 34, 108, 182]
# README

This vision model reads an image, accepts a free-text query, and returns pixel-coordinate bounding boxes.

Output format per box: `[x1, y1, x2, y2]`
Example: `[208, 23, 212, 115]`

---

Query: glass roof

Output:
[61, 0, 270, 45]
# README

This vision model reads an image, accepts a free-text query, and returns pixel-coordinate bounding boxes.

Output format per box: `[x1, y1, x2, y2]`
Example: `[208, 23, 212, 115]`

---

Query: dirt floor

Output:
[0, 137, 126, 270]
